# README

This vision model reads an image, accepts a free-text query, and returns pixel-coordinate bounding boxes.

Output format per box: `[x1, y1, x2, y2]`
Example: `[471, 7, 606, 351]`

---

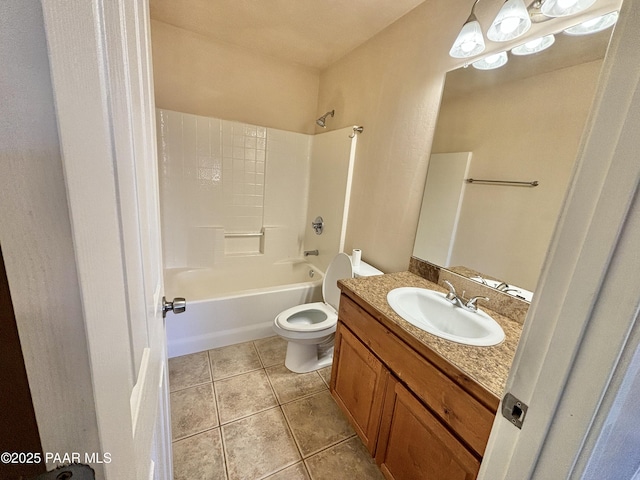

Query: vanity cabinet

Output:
[376, 377, 479, 479]
[331, 323, 388, 453]
[330, 293, 497, 480]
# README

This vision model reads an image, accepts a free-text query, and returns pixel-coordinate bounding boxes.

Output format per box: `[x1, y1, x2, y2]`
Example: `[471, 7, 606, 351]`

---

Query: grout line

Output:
[301, 460, 313, 480]
[211, 377, 222, 429]
[169, 379, 212, 394]
[250, 340, 265, 368]
[299, 433, 358, 461]
[261, 366, 280, 407]
[277, 387, 329, 408]
[279, 404, 305, 461]
[206, 348, 213, 382]
[217, 420, 230, 480]
[171, 424, 222, 444]
[260, 460, 309, 480]
[304, 433, 358, 460]
[206, 349, 223, 428]
[211, 365, 264, 382]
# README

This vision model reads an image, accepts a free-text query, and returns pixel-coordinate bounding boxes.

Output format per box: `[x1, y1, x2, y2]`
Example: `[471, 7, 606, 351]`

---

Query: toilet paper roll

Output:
[352, 249, 362, 268]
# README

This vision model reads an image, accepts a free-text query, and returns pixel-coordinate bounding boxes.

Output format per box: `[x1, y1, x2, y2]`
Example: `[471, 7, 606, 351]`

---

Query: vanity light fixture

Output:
[487, 0, 532, 42]
[472, 51, 509, 70]
[511, 34, 555, 55]
[541, 0, 597, 17]
[564, 11, 619, 35]
[449, 0, 486, 58]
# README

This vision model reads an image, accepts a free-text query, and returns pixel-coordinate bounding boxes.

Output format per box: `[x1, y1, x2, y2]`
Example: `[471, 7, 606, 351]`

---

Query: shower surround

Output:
[157, 109, 358, 356]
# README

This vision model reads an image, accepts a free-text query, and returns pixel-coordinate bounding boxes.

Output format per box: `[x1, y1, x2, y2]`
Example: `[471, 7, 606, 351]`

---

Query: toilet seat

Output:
[275, 253, 353, 333]
[275, 302, 336, 332]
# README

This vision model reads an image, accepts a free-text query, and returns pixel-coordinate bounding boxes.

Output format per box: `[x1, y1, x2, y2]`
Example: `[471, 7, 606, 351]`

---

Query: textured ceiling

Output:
[149, 0, 427, 70]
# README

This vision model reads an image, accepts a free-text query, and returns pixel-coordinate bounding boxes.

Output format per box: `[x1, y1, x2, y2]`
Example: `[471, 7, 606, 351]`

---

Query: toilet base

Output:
[284, 335, 335, 373]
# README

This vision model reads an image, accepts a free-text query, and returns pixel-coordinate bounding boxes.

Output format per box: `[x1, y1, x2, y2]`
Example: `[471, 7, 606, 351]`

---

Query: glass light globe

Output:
[511, 34, 555, 55]
[564, 11, 619, 35]
[472, 51, 509, 70]
[487, 0, 532, 42]
[541, 0, 597, 17]
[450, 20, 486, 58]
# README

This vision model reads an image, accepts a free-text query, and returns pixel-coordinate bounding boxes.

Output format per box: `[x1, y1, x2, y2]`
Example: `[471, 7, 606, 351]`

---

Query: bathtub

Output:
[164, 262, 323, 358]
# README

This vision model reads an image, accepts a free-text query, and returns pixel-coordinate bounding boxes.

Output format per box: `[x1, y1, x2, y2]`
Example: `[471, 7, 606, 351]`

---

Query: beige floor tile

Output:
[282, 390, 355, 458]
[254, 336, 288, 367]
[169, 351, 212, 392]
[304, 436, 384, 480]
[209, 342, 262, 380]
[171, 383, 218, 440]
[222, 407, 301, 480]
[317, 366, 332, 388]
[173, 428, 227, 480]
[215, 369, 277, 424]
[266, 364, 327, 404]
[264, 462, 310, 480]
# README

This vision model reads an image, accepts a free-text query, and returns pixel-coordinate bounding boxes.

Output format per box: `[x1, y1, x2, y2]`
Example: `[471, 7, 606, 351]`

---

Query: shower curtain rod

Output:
[349, 126, 364, 138]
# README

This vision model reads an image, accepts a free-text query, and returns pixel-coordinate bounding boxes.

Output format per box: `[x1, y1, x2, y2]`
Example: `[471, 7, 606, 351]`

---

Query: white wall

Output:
[0, 1, 102, 473]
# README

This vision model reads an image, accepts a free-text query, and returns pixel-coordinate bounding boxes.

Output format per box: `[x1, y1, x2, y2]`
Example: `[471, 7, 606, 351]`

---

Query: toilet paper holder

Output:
[312, 216, 324, 235]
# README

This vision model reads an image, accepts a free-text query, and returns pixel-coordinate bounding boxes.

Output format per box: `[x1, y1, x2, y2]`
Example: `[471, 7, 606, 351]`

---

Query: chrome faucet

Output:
[443, 281, 488, 311]
[443, 281, 464, 308]
[304, 249, 319, 256]
[464, 295, 489, 311]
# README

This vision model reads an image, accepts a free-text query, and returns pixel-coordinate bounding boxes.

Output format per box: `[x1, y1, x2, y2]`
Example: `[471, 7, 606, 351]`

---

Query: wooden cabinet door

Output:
[330, 322, 389, 454]
[376, 377, 480, 480]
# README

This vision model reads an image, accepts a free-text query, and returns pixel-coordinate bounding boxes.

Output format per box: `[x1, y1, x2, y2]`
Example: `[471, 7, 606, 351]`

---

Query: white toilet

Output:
[273, 252, 381, 373]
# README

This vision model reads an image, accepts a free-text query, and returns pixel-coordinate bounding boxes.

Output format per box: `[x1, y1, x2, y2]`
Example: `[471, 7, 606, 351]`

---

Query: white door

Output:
[41, 1, 174, 478]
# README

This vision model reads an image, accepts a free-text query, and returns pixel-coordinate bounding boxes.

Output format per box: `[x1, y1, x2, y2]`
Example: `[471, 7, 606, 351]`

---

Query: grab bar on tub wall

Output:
[224, 231, 264, 238]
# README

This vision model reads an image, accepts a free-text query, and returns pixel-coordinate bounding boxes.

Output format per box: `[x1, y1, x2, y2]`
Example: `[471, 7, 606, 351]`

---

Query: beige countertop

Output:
[338, 271, 523, 402]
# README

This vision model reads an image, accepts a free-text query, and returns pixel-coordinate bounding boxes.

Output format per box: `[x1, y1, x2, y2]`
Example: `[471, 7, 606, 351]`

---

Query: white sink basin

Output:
[387, 287, 505, 346]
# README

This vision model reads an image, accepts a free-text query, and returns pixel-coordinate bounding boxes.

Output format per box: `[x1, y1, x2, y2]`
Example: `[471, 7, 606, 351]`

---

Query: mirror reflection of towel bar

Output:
[466, 178, 539, 187]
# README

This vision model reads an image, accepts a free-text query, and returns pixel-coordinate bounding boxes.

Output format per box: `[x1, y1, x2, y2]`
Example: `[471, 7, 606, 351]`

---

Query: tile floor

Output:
[168, 336, 385, 480]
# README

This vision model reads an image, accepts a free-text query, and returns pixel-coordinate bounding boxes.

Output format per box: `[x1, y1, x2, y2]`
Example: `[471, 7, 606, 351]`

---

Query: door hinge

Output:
[502, 392, 528, 429]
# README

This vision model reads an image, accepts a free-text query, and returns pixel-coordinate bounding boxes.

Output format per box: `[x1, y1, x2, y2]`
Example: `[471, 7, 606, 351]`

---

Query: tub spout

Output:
[304, 249, 319, 256]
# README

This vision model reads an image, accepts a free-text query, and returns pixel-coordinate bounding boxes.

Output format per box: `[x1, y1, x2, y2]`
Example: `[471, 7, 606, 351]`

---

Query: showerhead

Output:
[316, 110, 335, 128]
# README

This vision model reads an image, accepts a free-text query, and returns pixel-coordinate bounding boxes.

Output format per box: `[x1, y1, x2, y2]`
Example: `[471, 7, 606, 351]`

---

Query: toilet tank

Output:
[350, 257, 384, 278]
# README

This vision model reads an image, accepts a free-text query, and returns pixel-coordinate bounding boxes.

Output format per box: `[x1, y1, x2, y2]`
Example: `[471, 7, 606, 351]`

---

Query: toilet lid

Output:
[322, 253, 354, 311]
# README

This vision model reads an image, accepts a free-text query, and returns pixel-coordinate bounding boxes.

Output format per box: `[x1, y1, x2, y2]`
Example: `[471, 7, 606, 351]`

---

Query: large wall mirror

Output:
[413, 16, 618, 302]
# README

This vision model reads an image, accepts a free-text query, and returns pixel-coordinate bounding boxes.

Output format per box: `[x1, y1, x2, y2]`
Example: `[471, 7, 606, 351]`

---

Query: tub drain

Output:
[309, 269, 315, 278]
